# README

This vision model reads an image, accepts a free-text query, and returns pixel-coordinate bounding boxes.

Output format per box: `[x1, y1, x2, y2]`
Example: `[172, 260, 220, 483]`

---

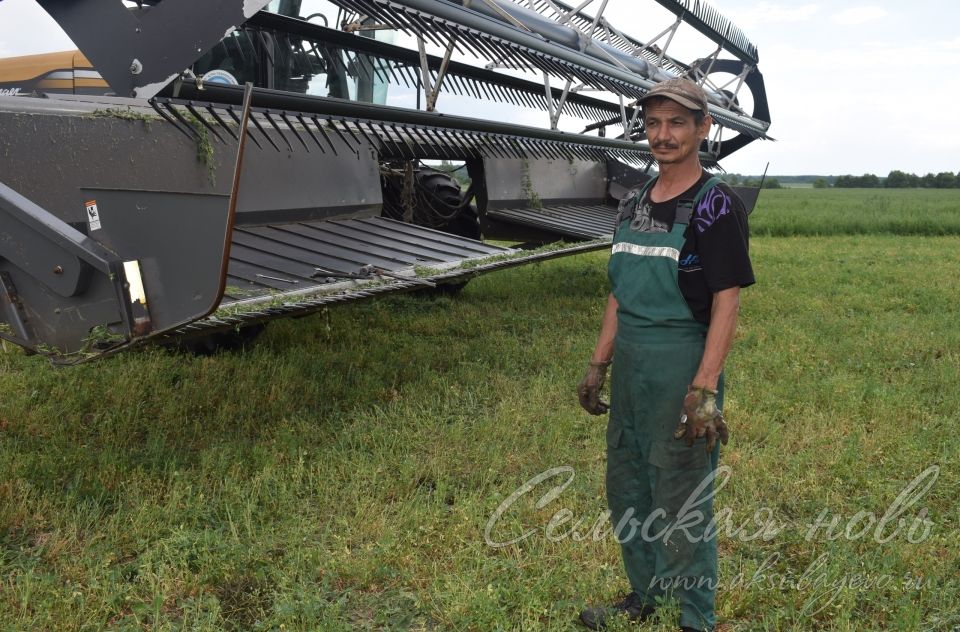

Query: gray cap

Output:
[639, 78, 709, 115]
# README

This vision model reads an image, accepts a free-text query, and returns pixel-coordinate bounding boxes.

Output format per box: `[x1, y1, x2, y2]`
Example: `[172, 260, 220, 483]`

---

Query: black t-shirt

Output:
[617, 172, 755, 324]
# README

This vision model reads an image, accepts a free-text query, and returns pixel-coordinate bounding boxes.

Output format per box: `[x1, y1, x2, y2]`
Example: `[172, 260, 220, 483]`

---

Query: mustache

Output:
[653, 142, 679, 149]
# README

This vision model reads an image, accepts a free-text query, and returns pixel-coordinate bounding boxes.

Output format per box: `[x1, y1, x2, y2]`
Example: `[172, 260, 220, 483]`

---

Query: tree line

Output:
[834, 171, 960, 189]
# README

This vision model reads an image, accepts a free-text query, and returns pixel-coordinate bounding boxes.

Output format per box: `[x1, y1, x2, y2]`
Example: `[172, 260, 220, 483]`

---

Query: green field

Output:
[2, 189, 960, 631]
[749, 188, 960, 237]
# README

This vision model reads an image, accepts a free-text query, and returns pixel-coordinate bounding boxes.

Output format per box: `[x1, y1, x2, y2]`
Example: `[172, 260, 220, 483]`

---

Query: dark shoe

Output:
[579, 592, 655, 630]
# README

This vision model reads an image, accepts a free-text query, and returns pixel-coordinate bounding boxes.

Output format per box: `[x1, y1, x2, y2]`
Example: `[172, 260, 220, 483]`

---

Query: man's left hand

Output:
[673, 385, 729, 451]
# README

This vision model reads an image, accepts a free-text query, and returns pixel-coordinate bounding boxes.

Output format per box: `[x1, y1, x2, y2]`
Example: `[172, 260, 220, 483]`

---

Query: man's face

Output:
[643, 99, 712, 166]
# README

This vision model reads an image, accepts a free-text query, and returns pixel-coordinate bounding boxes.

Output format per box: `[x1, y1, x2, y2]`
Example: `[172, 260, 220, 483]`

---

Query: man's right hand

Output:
[577, 361, 611, 415]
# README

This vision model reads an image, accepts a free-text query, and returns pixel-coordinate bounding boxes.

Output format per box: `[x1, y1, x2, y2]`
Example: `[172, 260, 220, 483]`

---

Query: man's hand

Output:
[577, 361, 611, 415]
[674, 385, 729, 451]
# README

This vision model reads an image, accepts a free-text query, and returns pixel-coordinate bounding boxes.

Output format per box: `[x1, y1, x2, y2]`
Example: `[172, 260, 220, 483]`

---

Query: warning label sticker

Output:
[85, 200, 102, 231]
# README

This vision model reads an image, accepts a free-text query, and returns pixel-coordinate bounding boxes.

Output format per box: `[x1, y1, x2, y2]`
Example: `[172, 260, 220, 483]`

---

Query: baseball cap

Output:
[639, 78, 709, 115]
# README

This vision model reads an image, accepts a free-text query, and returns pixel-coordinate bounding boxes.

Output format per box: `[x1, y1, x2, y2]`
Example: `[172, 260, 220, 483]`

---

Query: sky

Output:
[0, 0, 957, 176]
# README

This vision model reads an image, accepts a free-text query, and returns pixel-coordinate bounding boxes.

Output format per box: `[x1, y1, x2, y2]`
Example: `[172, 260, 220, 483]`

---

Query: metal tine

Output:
[450, 28, 484, 60]
[384, 57, 408, 88]
[516, 137, 539, 160]
[383, 7, 424, 42]
[348, 0, 399, 33]
[164, 102, 205, 141]
[445, 131, 469, 158]
[369, 56, 393, 85]
[406, 126, 435, 159]
[423, 127, 452, 158]
[459, 29, 486, 59]
[249, 111, 282, 152]
[225, 105, 263, 150]
[491, 135, 517, 159]
[398, 65, 418, 89]
[324, 117, 356, 154]
[490, 82, 513, 107]
[515, 136, 539, 158]
[397, 124, 425, 154]
[351, 119, 377, 149]
[513, 86, 536, 109]
[151, 100, 198, 142]
[295, 113, 324, 153]
[424, 127, 454, 159]
[281, 112, 311, 152]
[572, 144, 594, 162]
[383, 59, 400, 85]
[322, 45, 350, 81]
[451, 131, 478, 159]
[471, 133, 498, 159]
[207, 105, 239, 141]
[453, 132, 479, 159]
[375, 122, 405, 158]
[499, 42, 535, 72]
[446, 130, 473, 157]
[390, 124, 417, 158]
[338, 119, 364, 147]
[263, 110, 294, 152]
[457, 131, 480, 158]
[346, 51, 372, 84]
[310, 115, 340, 156]
[550, 142, 568, 161]
[518, 86, 540, 109]
[367, 122, 398, 156]
[497, 135, 523, 160]
[391, 7, 436, 44]
[465, 29, 502, 64]
[409, 12, 451, 49]
[184, 103, 226, 144]
[434, 21, 469, 57]
[506, 137, 529, 160]
[356, 53, 381, 85]
[466, 132, 486, 159]
[410, 126, 439, 159]
[446, 74, 467, 98]
[533, 138, 557, 160]
[483, 135, 510, 160]
[461, 76, 483, 100]
[473, 78, 493, 102]
[430, 127, 460, 159]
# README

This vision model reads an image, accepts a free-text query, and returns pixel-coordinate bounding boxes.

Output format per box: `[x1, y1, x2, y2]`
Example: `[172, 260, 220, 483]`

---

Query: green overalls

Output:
[606, 176, 724, 632]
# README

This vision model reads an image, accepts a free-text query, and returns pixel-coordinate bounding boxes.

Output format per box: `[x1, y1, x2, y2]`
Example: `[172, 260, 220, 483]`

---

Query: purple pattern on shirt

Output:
[693, 186, 731, 234]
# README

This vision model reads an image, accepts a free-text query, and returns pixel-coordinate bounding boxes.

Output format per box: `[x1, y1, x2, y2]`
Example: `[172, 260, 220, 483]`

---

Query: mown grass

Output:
[749, 188, 960, 237]
[2, 189, 960, 631]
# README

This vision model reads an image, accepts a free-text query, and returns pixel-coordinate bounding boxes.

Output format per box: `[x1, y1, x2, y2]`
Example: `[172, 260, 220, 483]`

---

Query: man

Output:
[576, 78, 754, 631]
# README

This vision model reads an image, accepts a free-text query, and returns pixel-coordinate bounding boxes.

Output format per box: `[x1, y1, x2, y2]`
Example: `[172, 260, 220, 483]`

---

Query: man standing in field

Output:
[576, 78, 754, 631]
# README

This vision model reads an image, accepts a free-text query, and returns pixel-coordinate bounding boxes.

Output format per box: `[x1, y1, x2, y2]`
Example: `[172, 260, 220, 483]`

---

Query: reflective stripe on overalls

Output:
[606, 176, 724, 632]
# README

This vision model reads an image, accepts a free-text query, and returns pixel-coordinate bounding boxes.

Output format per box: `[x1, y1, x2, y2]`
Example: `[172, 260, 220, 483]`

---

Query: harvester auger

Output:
[0, 0, 771, 363]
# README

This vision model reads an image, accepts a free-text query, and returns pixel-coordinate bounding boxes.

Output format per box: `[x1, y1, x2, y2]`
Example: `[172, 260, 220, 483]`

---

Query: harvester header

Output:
[0, 0, 771, 362]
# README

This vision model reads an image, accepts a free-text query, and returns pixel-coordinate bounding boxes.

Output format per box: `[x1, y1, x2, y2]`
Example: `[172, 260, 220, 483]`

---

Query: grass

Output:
[749, 188, 960, 236]
[2, 189, 960, 630]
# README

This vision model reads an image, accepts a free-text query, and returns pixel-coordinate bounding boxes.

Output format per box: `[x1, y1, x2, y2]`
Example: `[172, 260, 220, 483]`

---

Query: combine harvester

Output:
[0, 0, 771, 362]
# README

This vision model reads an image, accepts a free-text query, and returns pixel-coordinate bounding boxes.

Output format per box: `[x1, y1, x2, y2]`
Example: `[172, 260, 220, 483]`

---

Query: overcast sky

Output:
[0, 0, 957, 176]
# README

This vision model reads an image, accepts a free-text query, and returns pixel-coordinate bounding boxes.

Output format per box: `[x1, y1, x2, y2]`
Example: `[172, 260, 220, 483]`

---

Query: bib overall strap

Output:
[673, 176, 723, 225]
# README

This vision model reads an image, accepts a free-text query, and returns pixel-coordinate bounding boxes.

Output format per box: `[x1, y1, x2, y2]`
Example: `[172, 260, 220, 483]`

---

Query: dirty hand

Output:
[577, 360, 611, 415]
[673, 385, 729, 451]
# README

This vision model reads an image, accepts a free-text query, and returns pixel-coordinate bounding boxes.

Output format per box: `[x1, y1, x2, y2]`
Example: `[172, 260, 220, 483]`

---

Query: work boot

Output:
[579, 592, 655, 630]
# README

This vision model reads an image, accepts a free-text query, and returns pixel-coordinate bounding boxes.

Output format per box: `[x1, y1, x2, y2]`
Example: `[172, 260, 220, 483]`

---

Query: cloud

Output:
[727, 3, 819, 29]
[830, 6, 888, 25]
